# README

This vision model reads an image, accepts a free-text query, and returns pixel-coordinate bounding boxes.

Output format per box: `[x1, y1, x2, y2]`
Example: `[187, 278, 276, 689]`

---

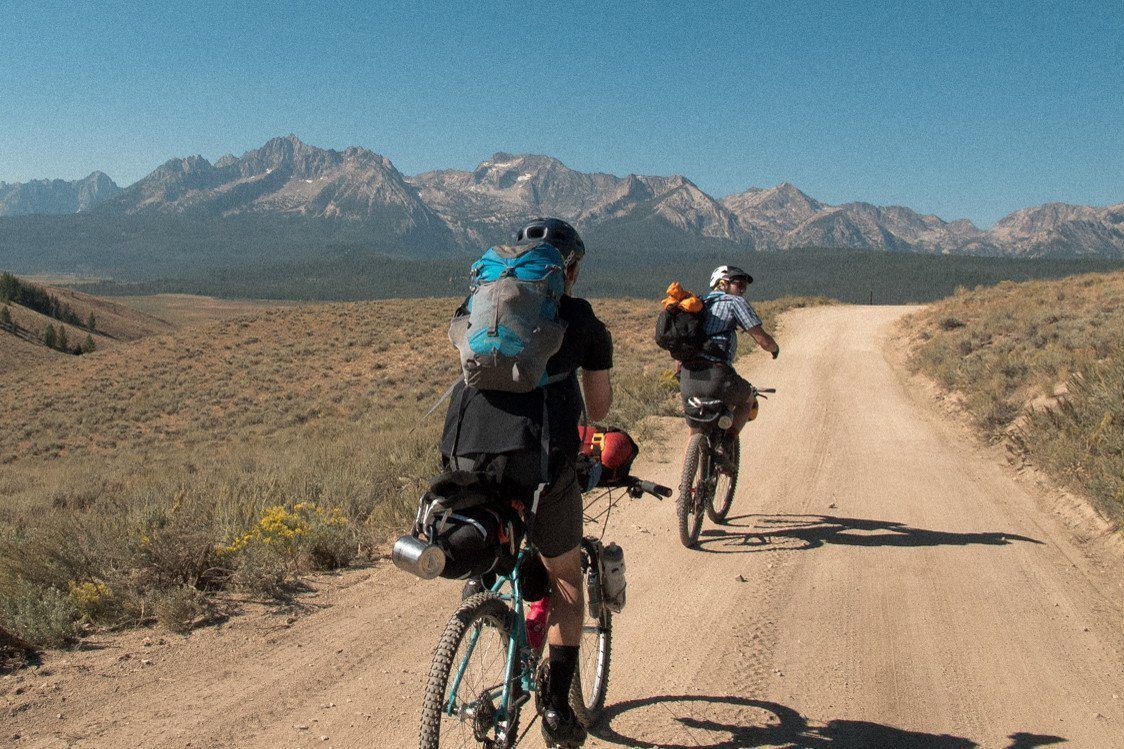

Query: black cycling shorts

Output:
[448, 454, 583, 559]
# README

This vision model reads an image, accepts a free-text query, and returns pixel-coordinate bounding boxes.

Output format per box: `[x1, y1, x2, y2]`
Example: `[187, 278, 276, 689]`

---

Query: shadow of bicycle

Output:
[696, 513, 1042, 555]
[590, 694, 1064, 748]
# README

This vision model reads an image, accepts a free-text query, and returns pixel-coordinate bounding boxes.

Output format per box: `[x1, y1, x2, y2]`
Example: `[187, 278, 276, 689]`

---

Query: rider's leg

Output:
[541, 547, 583, 646]
[530, 465, 586, 718]
[723, 370, 757, 438]
[540, 546, 583, 710]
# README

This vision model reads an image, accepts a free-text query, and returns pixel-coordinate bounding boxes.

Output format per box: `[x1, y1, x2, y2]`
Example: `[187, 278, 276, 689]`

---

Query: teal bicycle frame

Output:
[442, 539, 540, 733]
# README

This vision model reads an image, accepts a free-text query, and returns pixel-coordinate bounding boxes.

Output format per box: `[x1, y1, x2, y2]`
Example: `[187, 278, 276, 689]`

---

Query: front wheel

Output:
[419, 593, 519, 749]
[677, 433, 708, 548]
[572, 541, 612, 726]
[706, 434, 739, 523]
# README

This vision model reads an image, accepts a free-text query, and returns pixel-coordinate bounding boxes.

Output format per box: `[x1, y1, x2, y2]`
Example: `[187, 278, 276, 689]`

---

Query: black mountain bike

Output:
[677, 386, 774, 548]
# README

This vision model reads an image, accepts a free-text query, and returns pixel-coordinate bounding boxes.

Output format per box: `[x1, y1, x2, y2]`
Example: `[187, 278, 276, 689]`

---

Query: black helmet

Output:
[515, 218, 586, 265]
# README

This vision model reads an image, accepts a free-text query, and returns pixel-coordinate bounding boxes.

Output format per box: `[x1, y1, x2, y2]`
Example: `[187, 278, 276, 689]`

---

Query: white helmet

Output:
[709, 265, 753, 289]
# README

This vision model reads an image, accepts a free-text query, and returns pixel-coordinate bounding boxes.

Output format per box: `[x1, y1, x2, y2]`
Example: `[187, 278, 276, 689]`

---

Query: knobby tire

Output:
[678, 433, 707, 547]
[419, 593, 518, 749]
[706, 434, 739, 523]
[571, 543, 612, 726]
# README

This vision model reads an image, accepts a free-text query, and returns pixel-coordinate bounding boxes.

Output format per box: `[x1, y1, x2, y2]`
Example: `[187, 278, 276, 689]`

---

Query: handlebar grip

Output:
[638, 479, 673, 498]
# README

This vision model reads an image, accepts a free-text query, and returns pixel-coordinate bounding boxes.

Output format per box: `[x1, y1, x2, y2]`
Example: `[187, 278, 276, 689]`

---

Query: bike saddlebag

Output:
[413, 470, 524, 580]
[683, 396, 726, 423]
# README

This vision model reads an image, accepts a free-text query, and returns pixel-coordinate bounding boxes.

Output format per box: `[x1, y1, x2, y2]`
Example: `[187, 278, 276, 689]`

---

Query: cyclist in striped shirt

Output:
[680, 265, 779, 438]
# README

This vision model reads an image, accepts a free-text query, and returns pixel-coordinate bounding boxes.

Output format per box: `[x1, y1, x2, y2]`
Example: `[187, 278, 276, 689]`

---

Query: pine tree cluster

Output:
[1, 272, 93, 329]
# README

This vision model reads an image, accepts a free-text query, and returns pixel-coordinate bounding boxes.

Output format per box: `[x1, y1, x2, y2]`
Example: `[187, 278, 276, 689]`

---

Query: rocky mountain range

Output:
[0, 172, 120, 216]
[1, 135, 1121, 258]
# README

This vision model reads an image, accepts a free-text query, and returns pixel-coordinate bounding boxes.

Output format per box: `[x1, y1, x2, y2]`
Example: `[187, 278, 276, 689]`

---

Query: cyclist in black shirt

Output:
[440, 218, 611, 747]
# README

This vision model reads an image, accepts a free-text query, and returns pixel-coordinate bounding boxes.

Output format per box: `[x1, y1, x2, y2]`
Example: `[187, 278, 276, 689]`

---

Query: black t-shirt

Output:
[440, 295, 613, 465]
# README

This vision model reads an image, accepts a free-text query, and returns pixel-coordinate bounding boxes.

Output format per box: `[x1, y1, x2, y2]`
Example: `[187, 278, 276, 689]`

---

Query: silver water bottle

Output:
[600, 543, 626, 613]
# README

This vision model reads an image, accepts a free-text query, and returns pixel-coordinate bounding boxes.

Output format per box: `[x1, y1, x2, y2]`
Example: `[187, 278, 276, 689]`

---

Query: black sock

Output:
[547, 644, 579, 711]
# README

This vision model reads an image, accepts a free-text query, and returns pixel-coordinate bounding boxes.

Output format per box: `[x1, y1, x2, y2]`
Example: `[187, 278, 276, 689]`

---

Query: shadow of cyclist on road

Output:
[696, 513, 1042, 555]
[591, 694, 1062, 748]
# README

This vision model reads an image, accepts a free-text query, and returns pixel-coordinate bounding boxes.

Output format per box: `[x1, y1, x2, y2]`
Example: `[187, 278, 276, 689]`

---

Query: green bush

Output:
[0, 586, 78, 648]
[153, 586, 207, 634]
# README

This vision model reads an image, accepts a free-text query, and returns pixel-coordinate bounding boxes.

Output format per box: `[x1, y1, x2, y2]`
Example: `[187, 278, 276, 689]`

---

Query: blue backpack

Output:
[449, 242, 568, 393]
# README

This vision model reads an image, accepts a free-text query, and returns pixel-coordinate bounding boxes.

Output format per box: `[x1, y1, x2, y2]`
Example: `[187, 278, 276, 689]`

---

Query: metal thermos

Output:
[392, 535, 446, 580]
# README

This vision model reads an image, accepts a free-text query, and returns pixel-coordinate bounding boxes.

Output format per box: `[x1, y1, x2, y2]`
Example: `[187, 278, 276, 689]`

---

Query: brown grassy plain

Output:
[0, 290, 828, 647]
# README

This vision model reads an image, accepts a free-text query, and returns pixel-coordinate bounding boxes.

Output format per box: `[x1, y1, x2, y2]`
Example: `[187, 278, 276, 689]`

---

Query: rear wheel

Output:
[571, 541, 611, 726]
[419, 593, 518, 749]
[707, 434, 739, 523]
[677, 433, 707, 548]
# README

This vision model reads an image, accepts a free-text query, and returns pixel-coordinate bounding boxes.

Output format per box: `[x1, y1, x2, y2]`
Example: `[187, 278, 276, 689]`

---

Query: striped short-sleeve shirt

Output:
[702, 291, 763, 363]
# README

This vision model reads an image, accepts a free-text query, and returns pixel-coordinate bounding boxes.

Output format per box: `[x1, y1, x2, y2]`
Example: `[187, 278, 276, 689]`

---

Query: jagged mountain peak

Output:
[0, 171, 121, 216]
[4, 137, 1119, 258]
[474, 152, 572, 176]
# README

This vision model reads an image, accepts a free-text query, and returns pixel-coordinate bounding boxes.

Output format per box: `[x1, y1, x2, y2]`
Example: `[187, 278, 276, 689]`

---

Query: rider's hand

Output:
[771, 345, 780, 360]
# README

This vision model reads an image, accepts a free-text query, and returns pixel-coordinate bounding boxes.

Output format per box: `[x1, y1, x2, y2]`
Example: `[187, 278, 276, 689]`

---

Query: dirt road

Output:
[9, 305, 1124, 748]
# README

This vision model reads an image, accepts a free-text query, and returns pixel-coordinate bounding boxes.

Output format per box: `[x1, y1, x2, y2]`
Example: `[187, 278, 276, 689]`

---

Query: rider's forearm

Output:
[750, 328, 778, 354]
[582, 369, 613, 421]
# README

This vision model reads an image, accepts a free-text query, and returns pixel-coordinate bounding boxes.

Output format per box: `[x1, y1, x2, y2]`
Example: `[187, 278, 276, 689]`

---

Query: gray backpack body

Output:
[449, 242, 567, 393]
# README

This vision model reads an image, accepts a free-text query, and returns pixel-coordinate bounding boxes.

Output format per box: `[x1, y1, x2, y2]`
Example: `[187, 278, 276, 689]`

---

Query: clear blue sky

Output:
[1, 0, 1120, 226]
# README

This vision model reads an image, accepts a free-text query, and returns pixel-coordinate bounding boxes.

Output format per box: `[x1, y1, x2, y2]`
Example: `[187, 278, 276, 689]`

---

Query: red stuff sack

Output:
[577, 426, 639, 487]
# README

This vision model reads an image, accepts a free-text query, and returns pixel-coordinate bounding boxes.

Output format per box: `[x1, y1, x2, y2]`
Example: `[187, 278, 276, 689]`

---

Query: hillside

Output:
[4, 304, 1122, 747]
[904, 270, 1124, 523]
[0, 277, 173, 374]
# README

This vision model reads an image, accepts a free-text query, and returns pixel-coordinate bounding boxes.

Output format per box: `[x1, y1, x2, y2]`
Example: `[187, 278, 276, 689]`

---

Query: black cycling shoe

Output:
[541, 704, 587, 748]
[713, 433, 738, 473]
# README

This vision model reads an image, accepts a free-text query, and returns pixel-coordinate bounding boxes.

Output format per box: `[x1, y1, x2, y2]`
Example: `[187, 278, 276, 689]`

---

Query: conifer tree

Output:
[86, 311, 97, 331]
[0, 305, 11, 331]
[83, 333, 96, 353]
[43, 324, 57, 349]
[57, 326, 69, 352]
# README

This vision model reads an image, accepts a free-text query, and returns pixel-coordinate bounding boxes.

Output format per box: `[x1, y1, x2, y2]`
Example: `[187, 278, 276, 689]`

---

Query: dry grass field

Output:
[115, 294, 305, 327]
[905, 270, 1123, 524]
[0, 290, 828, 647]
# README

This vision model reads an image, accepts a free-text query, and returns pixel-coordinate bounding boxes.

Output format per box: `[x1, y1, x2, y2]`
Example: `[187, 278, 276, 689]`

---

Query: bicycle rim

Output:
[677, 433, 706, 547]
[419, 593, 518, 749]
[707, 435, 739, 523]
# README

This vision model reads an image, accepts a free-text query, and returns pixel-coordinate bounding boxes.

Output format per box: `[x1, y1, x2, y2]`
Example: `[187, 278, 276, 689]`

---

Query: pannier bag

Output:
[392, 470, 524, 581]
[683, 395, 733, 430]
[449, 243, 567, 393]
[577, 425, 639, 488]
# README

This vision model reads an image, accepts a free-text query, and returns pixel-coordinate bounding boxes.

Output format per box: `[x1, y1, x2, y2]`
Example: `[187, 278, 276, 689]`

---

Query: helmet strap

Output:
[564, 261, 580, 294]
